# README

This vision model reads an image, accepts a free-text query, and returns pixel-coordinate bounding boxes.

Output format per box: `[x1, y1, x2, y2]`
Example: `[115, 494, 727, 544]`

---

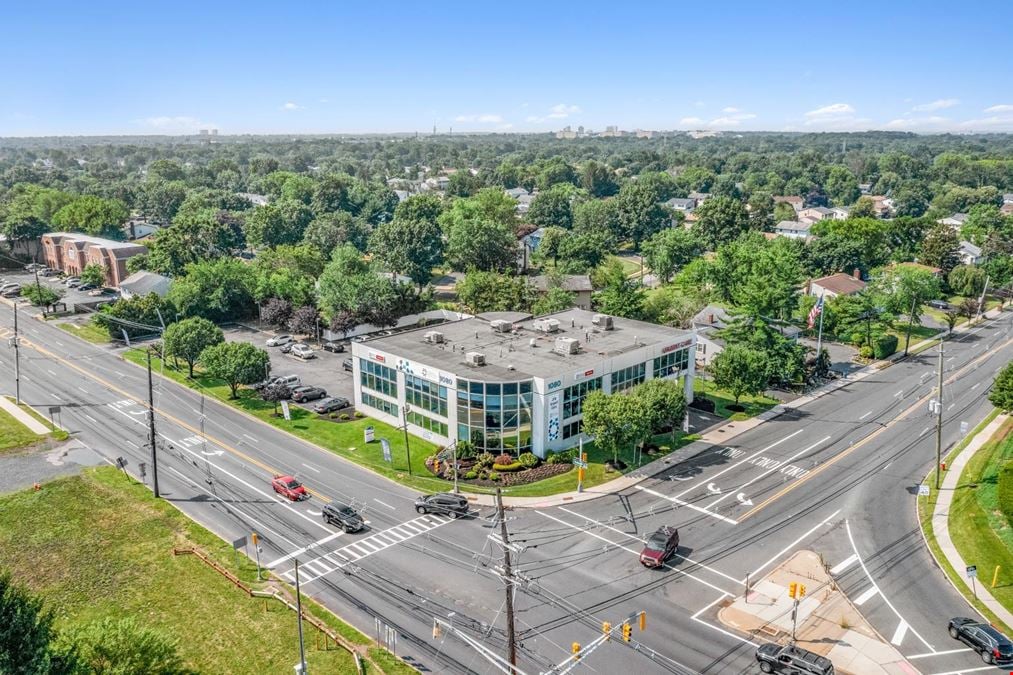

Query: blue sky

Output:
[2, 0, 1012, 136]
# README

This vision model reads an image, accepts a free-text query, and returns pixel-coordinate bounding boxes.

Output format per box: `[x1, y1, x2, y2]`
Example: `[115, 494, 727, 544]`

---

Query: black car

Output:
[756, 644, 834, 675]
[949, 617, 1013, 664]
[291, 385, 327, 403]
[322, 502, 364, 533]
[313, 397, 349, 414]
[927, 299, 951, 310]
[77, 283, 98, 291]
[322, 342, 345, 353]
[342, 358, 353, 372]
[414, 493, 470, 518]
[279, 342, 295, 354]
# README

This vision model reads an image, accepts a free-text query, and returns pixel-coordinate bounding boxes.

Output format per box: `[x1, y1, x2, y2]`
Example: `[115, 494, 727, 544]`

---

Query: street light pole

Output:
[294, 559, 307, 675]
[401, 404, 413, 476]
[12, 300, 20, 405]
[147, 349, 160, 498]
[935, 341, 944, 490]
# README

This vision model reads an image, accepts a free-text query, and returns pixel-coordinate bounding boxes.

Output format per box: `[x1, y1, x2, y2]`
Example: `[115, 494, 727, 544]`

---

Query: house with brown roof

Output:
[774, 195, 804, 211]
[528, 275, 593, 310]
[808, 271, 866, 299]
[41, 233, 147, 287]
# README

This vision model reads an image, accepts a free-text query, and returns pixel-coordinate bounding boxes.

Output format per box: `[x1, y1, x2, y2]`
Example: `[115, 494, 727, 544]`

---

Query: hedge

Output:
[874, 333, 898, 359]
[492, 461, 524, 472]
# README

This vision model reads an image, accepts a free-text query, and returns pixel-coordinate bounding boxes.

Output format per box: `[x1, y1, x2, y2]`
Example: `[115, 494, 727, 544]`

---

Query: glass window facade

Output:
[407, 410, 448, 437]
[562, 419, 583, 439]
[361, 392, 398, 417]
[562, 377, 602, 420]
[610, 363, 646, 392]
[456, 379, 533, 453]
[405, 375, 448, 417]
[653, 348, 691, 379]
[360, 359, 398, 398]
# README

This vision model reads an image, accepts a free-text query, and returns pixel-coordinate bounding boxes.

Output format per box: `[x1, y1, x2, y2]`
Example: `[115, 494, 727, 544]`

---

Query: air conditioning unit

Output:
[465, 351, 486, 366]
[490, 319, 512, 333]
[592, 314, 614, 330]
[533, 318, 561, 334]
[553, 336, 581, 355]
[423, 331, 444, 344]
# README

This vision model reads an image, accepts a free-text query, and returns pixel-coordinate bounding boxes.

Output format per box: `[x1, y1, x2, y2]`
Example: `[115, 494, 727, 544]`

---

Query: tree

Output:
[261, 382, 292, 416]
[593, 259, 645, 319]
[528, 185, 578, 229]
[631, 378, 687, 441]
[317, 245, 390, 319]
[580, 160, 619, 197]
[456, 271, 535, 313]
[168, 258, 256, 323]
[943, 309, 961, 333]
[261, 297, 293, 327]
[288, 305, 320, 337]
[694, 195, 749, 249]
[747, 191, 774, 231]
[80, 263, 106, 287]
[641, 228, 703, 282]
[834, 290, 893, 350]
[805, 234, 866, 277]
[824, 166, 860, 206]
[616, 182, 668, 248]
[368, 217, 444, 287]
[873, 264, 941, 355]
[97, 293, 175, 340]
[0, 571, 68, 675]
[243, 199, 312, 248]
[556, 230, 612, 273]
[531, 286, 575, 315]
[199, 342, 270, 398]
[328, 310, 358, 338]
[139, 180, 188, 223]
[22, 284, 61, 307]
[710, 344, 769, 406]
[145, 209, 245, 276]
[303, 212, 370, 256]
[445, 217, 517, 272]
[52, 195, 128, 238]
[573, 198, 622, 244]
[850, 196, 877, 219]
[958, 296, 980, 322]
[920, 223, 961, 274]
[812, 217, 890, 269]
[580, 390, 652, 464]
[60, 616, 190, 675]
[532, 226, 567, 267]
[948, 265, 986, 297]
[643, 286, 702, 328]
[162, 317, 224, 377]
[989, 363, 1013, 413]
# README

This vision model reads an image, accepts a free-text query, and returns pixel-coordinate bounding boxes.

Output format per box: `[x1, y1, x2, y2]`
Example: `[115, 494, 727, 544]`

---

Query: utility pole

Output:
[294, 559, 308, 675]
[146, 349, 160, 498]
[12, 300, 20, 405]
[935, 341, 945, 490]
[401, 404, 413, 476]
[903, 294, 917, 356]
[496, 488, 518, 673]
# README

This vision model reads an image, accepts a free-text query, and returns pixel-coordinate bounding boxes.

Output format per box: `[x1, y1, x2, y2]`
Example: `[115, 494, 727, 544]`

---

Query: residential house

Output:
[41, 233, 147, 287]
[868, 196, 894, 218]
[1003, 193, 1013, 205]
[124, 217, 162, 240]
[528, 275, 593, 310]
[237, 192, 270, 207]
[892, 261, 943, 278]
[958, 241, 983, 266]
[505, 187, 530, 200]
[773, 220, 814, 239]
[118, 271, 172, 299]
[938, 213, 969, 228]
[798, 206, 834, 222]
[691, 305, 732, 366]
[773, 195, 805, 211]
[859, 183, 873, 195]
[688, 191, 711, 205]
[666, 197, 697, 213]
[808, 271, 866, 299]
[829, 207, 850, 220]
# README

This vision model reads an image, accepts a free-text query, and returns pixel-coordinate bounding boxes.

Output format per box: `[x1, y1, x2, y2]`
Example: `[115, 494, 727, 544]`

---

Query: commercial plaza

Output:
[350, 308, 696, 457]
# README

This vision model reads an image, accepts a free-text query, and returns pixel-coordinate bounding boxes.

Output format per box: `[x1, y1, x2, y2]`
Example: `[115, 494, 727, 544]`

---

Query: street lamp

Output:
[401, 404, 413, 476]
[442, 440, 461, 494]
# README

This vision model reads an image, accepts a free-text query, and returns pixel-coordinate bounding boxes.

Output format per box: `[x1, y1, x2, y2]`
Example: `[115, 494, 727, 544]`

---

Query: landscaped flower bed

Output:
[424, 445, 574, 488]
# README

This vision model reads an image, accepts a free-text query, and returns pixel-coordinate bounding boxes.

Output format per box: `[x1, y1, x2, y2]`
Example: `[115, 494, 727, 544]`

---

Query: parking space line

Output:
[635, 485, 739, 525]
[907, 648, 972, 659]
[926, 667, 996, 675]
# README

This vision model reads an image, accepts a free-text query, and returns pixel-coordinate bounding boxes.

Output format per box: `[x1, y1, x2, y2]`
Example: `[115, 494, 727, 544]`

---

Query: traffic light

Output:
[639, 611, 646, 631]
[789, 582, 798, 599]
[602, 621, 611, 641]
[251, 532, 259, 545]
[622, 622, 632, 642]
[572, 642, 581, 659]
[798, 584, 806, 598]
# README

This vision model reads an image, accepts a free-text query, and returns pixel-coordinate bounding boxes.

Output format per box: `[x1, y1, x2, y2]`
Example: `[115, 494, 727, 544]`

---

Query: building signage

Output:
[438, 371, 456, 388]
[547, 379, 562, 391]
[662, 339, 693, 354]
[547, 394, 561, 442]
[573, 368, 595, 381]
[370, 352, 386, 363]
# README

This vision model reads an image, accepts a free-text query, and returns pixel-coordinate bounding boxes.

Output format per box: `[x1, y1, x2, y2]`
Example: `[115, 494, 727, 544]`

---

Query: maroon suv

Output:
[640, 526, 679, 568]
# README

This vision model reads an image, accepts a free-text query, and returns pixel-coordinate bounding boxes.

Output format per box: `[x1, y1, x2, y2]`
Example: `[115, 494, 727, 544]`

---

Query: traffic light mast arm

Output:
[431, 618, 529, 675]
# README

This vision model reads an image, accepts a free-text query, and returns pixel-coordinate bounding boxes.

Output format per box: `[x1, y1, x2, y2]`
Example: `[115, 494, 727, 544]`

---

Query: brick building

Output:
[41, 233, 147, 287]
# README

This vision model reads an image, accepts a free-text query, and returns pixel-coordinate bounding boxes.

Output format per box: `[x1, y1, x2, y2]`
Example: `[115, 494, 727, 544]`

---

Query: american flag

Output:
[808, 294, 824, 329]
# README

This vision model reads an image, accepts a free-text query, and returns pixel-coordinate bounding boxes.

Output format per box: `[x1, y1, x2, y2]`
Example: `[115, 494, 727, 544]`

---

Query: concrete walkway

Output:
[0, 395, 50, 434]
[930, 413, 1013, 632]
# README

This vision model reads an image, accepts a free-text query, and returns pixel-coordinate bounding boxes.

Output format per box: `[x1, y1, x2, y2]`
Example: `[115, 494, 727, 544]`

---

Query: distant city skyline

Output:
[3, 0, 1012, 136]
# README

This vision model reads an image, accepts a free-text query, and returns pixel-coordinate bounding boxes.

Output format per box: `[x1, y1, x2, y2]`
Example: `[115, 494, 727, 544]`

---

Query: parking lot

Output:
[224, 325, 356, 411]
[1, 268, 120, 310]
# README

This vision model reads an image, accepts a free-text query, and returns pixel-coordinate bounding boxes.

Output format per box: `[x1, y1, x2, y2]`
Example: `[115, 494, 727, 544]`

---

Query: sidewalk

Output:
[0, 395, 50, 434]
[930, 413, 1013, 631]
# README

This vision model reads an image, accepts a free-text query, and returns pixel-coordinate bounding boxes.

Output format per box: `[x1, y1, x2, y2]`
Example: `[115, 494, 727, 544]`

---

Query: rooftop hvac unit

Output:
[592, 314, 614, 330]
[490, 319, 512, 333]
[533, 318, 561, 334]
[465, 351, 486, 366]
[553, 336, 581, 356]
[423, 331, 444, 344]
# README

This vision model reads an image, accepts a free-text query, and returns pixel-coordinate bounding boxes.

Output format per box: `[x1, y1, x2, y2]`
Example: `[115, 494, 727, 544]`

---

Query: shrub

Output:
[489, 471, 501, 481]
[339, 413, 350, 420]
[547, 448, 578, 464]
[873, 333, 898, 359]
[476, 452, 496, 468]
[456, 440, 477, 459]
[495, 453, 513, 465]
[518, 452, 539, 468]
[999, 460, 1013, 524]
[354, 411, 363, 418]
[859, 345, 874, 359]
[493, 461, 524, 472]
[850, 331, 865, 346]
[465, 470, 478, 480]
[329, 413, 339, 419]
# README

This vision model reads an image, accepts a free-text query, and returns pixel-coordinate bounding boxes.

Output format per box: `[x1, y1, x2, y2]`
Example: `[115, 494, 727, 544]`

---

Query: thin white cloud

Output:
[137, 116, 213, 133]
[454, 114, 504, 124]
[911, 98, 959, 112]
[805, 103, 855, 118]
[547, 103, 581, 119]
[281, 102, 302, 111]
[802, 103, 868, 129]
[707, 112, 756, 128]
[884, 116, 951, 130]
[959, 115, 1013, 131]
[680, 116, 704, 126]
[984, 104, 1013, 113]
[721, 106, 740, 113]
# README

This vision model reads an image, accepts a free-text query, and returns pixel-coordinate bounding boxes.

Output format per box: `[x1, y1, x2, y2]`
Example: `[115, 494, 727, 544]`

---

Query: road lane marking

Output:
[243, 433, 259, 443]
[690, 593, 760, 647]
[926, 667, 997, 675]
[890, 620, 908, 646]
[907, 648, 972, 659]
[635, 485, 738, 525]
[673, 430, 804, 499]
[82, 413, 97, 424]
[77, 386, 88, 393]
[859, 411, 872, 420]
[301, 462, 321, 473]
[854, 586, 880, 605]
[373, 498, 396, 510]
[705, 436, 830, 509]
[47, 369, 56, 376]
[745, 508, 842, 582]
[829, 554, 859, 575]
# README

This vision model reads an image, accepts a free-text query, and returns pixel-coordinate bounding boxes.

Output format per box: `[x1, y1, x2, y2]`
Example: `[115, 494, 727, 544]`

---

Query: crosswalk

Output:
[281, 513, 453, 584]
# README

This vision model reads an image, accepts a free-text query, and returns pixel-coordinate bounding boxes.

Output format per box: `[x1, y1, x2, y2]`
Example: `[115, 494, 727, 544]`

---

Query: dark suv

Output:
[949, 617, 1013, 665]
[321, 502, 364, 533]
[414, 493, 470, 518]
[756, 644, 834, 675]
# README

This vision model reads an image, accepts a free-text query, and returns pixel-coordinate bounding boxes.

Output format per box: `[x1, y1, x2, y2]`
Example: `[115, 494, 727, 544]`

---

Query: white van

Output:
[271, 374, 302, 388]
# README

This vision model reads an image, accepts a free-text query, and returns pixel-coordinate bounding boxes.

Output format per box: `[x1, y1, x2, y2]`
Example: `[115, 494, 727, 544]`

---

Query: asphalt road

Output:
[1, 304, 1010, 675]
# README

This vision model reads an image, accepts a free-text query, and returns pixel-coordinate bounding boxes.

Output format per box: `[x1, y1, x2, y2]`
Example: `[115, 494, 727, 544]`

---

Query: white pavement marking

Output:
[947, 403, 955, 411]
[124, 440, 138, 448]
[926, 667, 997, 675]
[55, 340, 64, 347]
[845, 521, 934, 652]
[301, 462, 321, 473]
[52, 393, 61, 400]
[674, 430, 804, 499]
[535, 510, 736, 596]
[745, 509, 842, 582]
[907, 648, 972, 659]
[558, 506, 743, 585]
[971, 382, 980, 390]
[859, 411, 872, 420]
[82, 413, 97, 424]
[890, 620, 909, 646]
[243, 433, 259, 443]
[705, 436, 831, 509]
[690, 593, 760, 647]
[830, 554, 859, 575]
[373, 498, 396, 511]
[47, 369, 56, 376]
[635, 485, 738, 525]
[77, 386, 88, 393]
[854, 586, 879, 606]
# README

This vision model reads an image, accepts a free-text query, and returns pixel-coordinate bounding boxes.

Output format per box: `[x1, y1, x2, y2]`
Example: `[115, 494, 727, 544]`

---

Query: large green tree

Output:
[631, 378, 687, 441]
[200, 342, 270, 398]
[615, 182, 668, 248]
[592, 259, 645, 319]
[641, 228, 703, 282]
[168, 258, 256, 323]
[456, 271, 535, 313]
[52, 195, 128, 238]
[162, 317, 224, 377]
[528, 185, 580, 230]
[919, 223, 961, 273]
[824, 166, 860, 205]
[368, 217, 444, 287]
[580, 390, 652, 464]
[989, 363, 1013, 413]
[710, 344, 769, 406]
[694, 195, 749, 249]
[872, 264, 941, 355]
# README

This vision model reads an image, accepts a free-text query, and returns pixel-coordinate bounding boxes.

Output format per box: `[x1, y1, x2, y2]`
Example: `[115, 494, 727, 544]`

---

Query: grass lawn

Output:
[15, 399, 70, 441]
[0, 467, 390, 674]
[124, 349, 699, 497]
[56, 318, 110, 344]
[0, 397, 67, 453]
[693, 377, 779, 421]
[918, 411, 1013, 634]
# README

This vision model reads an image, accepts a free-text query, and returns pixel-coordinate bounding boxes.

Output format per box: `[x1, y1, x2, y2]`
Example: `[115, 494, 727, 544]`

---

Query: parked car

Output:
[291, 343, 315, 360]
[0, 282, 19, 293]
[279, 342, 294, 354]
[639, 526, 680, 568]
[271, 374, 301, 388]
[756, 644, 834, 675]
[1, 286, 21, 298]
[271, 475, 308, 501]
[63, 277, 81, 287]
[77, 283, 98, 291]
[24, 263, 45, 272]
[322, 502, 364, 533]
[928, 299, 951, 310]
[414, 493, 470, 518]
[322, 341, 345, 353]
[351, 335, 367, 343]
[291, 386, 327, 403]
[40, 268, 60, 277]
[313, 397, 349, 414]
[342, 358, 354, 372]
[88, 287, 117, 297]
[949, 617, 1013, 664]
[266, 334, 293, 347]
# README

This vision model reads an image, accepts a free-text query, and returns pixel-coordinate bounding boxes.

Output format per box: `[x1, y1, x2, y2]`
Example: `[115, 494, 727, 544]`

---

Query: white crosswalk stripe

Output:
[281, 514, 454, 583]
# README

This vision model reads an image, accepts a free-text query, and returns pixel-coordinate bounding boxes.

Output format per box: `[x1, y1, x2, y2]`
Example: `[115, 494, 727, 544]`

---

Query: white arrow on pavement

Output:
[306, 509, 323, 517]
[736, 493, 753, 506]
[200, 449, 225, 456]
[669, 472, 693, 481]
[707, 483, 721, 494]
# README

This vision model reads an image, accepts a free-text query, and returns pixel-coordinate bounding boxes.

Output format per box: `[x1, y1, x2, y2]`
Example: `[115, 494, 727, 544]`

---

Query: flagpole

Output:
[815, 292, 826, 358]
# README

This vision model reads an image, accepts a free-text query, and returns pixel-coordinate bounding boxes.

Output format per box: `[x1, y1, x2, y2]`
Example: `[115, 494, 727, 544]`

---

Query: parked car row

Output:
[252, 374, 350, 414]
[267, 334, 319, 360]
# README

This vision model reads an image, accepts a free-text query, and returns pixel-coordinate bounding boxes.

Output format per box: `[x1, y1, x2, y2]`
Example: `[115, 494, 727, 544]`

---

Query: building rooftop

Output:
[118, 271, 172, 296]
[529, 275, 593, 293]
[775, 220, 812, 232]
[812, 272, 866, 296]
[45, 232, 146, 251]
[359, 308, 691, 382]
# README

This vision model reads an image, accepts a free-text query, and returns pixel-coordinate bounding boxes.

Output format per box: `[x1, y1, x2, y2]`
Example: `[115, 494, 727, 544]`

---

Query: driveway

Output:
[1, 269, 119, 312]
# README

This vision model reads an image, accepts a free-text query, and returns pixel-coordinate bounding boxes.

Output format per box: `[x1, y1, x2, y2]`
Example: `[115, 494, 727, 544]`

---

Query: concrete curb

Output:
[0, 394, 50, 435]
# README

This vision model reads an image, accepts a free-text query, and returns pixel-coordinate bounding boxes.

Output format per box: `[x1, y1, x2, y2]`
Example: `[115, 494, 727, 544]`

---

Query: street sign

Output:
[365, 426, 375, 443]
[115, 457, 128, 469]
[966, 565, 977, 579]
[280, 400, 291, 421]
[48, 406, 60, 416]
[380, 438, 392, 463]
[138, 462, 146, 478]
[572, 457, 588, 468]
[232, 536, 247, 550]
[918, 484, 930, 497]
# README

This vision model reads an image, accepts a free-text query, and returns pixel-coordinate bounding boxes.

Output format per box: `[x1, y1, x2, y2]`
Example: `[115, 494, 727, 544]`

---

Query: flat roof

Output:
[359, 308, 692, 382]
[45, 232, 145, 250]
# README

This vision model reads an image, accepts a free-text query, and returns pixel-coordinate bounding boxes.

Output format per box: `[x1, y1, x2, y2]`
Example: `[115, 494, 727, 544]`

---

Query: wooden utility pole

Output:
[147, 349, 160, 498]
[496, 488, 518, 672]
[935, 341, 944, 490]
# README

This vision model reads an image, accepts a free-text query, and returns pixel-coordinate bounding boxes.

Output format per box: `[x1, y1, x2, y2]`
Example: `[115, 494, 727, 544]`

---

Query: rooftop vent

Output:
[465, 351, 486, 366]
[533, 318, 561, 334]
[490, 319, 512, 333]
[592, 314, 614, 330]
[553, 336, 581, 356]
[423, 331, 444, 344]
